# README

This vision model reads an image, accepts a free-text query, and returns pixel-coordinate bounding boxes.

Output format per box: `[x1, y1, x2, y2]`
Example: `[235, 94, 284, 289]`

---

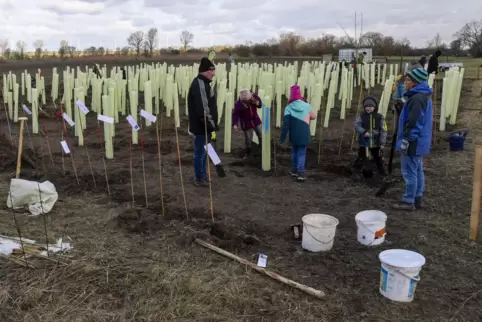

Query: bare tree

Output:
[59, 40, 69, 58]
[127, 31, 144, 56]
[180, 30, 194, 51]
[146, 28, 158, 57]
[359, 32, 383, 48]
[33, 39, 44, 59]
[0, 39, 8, 58]
[454, 20, 482, 57]
[426, 33, 443, 49]
[16, 40, 27, 59]
[450, 39, 462, 56]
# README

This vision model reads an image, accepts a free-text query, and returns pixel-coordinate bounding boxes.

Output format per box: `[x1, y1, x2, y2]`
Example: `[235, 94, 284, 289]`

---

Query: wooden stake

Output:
[173, 113, 189, 220]
[469, 145, 482, 241]
[203, 112, 215, 223]
[128, 132, 135, 206]
[195, 239, 326, 299]
[58, 104, 79, 185]
[16, 117, 28, 178]
[40, 112, 55, 169]
[76, 112, 96, 188]
[317, 96, 327, 165]
[140, 125, 148, 208]
[96, 124, 110, 196]
[155, 116, 165, 216]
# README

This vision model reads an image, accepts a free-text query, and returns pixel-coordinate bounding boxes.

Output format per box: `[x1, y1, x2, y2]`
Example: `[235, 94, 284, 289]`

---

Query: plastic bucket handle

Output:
[304, 224, 336, 245]
[450, 130, 469, 138]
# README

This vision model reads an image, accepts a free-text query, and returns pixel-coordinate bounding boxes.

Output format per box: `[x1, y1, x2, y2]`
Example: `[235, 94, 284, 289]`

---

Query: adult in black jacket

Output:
[188, 57, 218, 187]
[427, 50, 441, 74]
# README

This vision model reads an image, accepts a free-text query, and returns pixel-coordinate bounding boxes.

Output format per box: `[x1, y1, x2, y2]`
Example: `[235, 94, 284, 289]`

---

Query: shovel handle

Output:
[16, 117, 28, 179]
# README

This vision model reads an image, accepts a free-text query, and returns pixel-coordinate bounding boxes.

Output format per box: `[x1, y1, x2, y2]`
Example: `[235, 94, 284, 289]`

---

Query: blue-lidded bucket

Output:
[449, 130, 469, 151]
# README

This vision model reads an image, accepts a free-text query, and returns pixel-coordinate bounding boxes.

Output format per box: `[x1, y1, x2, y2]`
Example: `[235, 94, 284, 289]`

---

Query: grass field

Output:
[0, 56, 481, 321]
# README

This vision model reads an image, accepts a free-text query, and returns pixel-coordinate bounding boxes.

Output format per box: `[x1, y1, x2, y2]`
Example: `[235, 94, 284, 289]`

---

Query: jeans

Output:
[401, 155, 424, 203]
[193, 135, 208, 181]
[292, 145, 307, 175]
[244, 125, 262, 149]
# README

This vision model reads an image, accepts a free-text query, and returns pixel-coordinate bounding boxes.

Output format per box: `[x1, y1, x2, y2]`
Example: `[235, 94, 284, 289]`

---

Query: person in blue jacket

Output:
[280, 85, 316, 182]
[393, 67, 433, 211]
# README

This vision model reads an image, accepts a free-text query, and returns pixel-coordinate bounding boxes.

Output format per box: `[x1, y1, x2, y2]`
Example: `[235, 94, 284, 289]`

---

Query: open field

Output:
[1, 57, 482, 321]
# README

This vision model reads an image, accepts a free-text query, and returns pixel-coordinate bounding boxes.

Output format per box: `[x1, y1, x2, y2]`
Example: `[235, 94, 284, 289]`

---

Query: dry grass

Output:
[0, 62, 482, 322]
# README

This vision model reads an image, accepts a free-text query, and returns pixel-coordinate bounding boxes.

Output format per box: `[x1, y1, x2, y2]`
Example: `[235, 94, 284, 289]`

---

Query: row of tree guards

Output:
[1, 60, 465, 219]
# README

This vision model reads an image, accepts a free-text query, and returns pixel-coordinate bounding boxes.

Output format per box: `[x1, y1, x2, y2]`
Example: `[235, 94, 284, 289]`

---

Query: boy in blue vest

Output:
[393, 67, 433, 210]
[354, 96, 387, 177]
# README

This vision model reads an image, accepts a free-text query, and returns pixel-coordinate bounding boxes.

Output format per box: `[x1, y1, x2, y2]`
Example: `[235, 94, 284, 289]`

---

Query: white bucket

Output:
[378, 249, 426, 302]
[355, 210, 387, 246]
[301, 214, 339, 252]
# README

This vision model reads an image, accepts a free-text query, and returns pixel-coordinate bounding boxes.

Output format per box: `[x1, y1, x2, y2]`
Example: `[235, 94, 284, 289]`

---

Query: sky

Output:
[0, 0, 481, 52]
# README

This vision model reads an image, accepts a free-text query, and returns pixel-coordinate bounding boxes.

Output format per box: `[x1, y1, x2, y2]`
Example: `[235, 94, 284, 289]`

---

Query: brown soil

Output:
[0, 59, 481, 322]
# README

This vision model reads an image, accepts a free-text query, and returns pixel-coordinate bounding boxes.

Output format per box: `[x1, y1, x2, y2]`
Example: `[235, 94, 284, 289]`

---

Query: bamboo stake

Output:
[350, 85, 365, 151]
[59, 104, 79, 185]
[53, 101, 66, 174]
[140, 125, 148, 208]
[128, 127, 135, 206]
[340, 84, 363, 156]
[195, 239, 326, 299]
[22, 109, 36, 159]
[39, 110, 55, 169]
[173, 111, 189, 220]
[7, 190, 30, 268]
[96, 123, 110, 196]
[76, 111, 96, 188]
[156, 115, 165, 216]
[203, 112, 215, 223]
[469, 145, 482, 241]
[15, 117, 28, 178]
[37, 182, 49, 257]
[317, 96, 327, 165]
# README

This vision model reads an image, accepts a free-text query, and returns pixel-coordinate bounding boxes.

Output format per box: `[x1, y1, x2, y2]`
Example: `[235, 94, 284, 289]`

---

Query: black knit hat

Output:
[199, 57, 215, 73]
[363, 96, 379, 112]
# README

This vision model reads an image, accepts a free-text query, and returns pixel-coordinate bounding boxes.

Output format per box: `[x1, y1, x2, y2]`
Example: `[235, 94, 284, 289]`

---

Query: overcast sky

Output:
[0, 0, 481, 51]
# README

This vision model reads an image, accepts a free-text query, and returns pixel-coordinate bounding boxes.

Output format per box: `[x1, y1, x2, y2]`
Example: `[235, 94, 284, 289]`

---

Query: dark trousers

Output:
[354, 147, 386, 176]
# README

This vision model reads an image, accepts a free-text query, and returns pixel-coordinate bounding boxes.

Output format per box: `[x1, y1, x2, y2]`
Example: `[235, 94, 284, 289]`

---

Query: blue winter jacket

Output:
[396, 81, 433, 156]
[280, 100, 314, 146]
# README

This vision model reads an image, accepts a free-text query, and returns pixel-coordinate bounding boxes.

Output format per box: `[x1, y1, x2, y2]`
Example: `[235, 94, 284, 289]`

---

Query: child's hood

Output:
[285, 100, 311, 114]
[362, 95, 379, 113]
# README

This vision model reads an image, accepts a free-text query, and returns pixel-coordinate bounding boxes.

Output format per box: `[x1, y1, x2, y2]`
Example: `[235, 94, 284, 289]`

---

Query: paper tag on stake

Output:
[97, 114, 114, 124]
[75, 100, 90, 114]
[126, 115, 140, 131]
[62, 113, 75, 127]
[60, 140, 70, 154]
[204, 143, 221, 165]
[22, 104, 32, 115]
[140, 109, 156, 123]
[257, 254, 268, 268]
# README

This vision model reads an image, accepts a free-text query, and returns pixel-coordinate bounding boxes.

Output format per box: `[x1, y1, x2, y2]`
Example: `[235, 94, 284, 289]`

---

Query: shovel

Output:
[362, 138, 375, 179]
[210, 132, 227, 178]
[375, 102, 402, 197]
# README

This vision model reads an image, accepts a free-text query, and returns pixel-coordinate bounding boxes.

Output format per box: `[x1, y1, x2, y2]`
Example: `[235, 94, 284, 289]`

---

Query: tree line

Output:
[0, 20, 480, 60]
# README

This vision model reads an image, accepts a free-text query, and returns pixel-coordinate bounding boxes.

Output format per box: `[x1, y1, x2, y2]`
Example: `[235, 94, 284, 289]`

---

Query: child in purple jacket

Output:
[232, 89, 263, 159]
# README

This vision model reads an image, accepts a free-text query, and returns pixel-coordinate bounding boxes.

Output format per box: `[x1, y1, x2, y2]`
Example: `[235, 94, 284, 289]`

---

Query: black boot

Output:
[415, 197, 423, 209]
[242, 148, 251, 160]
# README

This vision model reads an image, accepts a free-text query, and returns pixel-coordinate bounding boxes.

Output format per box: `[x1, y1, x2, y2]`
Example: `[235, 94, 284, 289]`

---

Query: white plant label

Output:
[75, 100, 90, 114]
[126, 115, 140, 131]
[257, 254, 268, 268]
[22, 104, 32, 115]
[140, 109, 156, 123]
[62, 113, 75, 127]
[97, 114, 114, 124]
[204, 143, 221, 165]
[60, 140, 70, 154]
